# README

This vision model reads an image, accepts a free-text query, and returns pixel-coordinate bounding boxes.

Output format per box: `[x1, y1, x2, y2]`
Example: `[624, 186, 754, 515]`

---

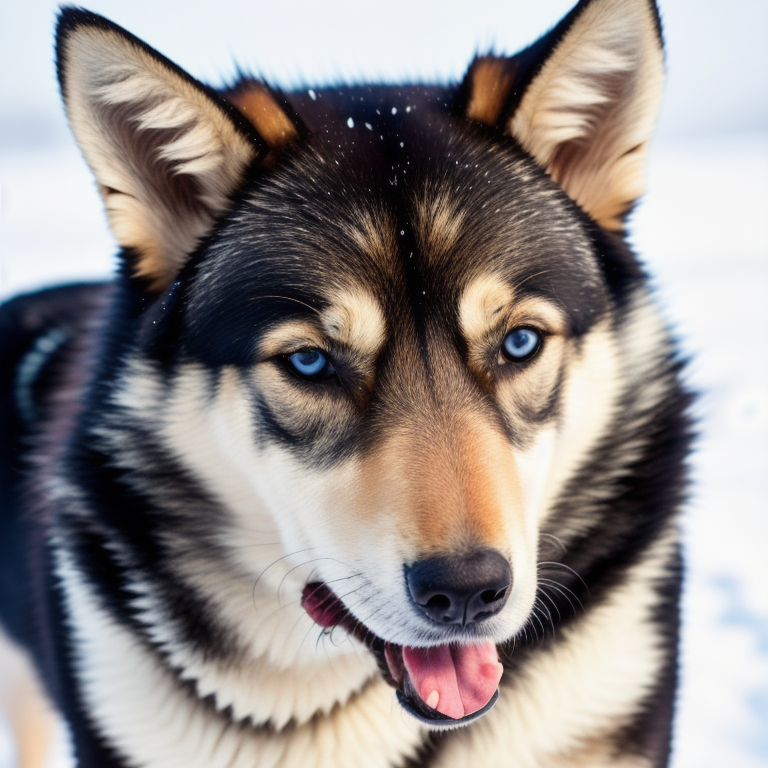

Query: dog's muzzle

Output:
[301, 549, 510, 727]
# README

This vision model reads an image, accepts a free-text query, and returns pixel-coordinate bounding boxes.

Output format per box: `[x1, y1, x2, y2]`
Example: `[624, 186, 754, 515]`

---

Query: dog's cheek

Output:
[537, 319, 624, 526]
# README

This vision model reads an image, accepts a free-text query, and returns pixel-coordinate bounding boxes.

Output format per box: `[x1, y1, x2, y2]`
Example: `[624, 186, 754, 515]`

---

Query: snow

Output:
[632, 134, 768, 768]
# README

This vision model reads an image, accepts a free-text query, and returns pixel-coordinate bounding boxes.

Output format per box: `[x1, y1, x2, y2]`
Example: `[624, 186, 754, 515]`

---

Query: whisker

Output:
[252, 547, 316, 596]
[276, 558, 360, 607]
[535, 586, 562, 622]
[278, 583, 362, 662]
[515, 268, 553, 289]
[297, 583, 373, 657]
[538, 578, 584, 614]
[248, 294, 321, 316]
[251, 550, 361, 608]
[260, 568, 365, 634]
[534, 597, 556, 634]
[538, 561, 590, 595]
[529, 607, 546, 640]
[538, 576, 584, 605]
[538, 532, 568, 555]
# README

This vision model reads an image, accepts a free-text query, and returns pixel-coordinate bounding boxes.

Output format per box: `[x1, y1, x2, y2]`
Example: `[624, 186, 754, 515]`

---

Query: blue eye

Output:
[502, 328, 541, 361]
[286, 349, 336, 381]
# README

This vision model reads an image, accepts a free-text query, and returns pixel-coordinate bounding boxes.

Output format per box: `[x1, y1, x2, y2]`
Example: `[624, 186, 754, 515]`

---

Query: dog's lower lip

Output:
[396, 689, 500, 728]
[301, 581, 502, 724]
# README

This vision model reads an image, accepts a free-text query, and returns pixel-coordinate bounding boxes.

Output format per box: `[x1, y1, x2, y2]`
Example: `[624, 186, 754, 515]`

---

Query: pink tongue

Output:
[402, 643, 503, 719]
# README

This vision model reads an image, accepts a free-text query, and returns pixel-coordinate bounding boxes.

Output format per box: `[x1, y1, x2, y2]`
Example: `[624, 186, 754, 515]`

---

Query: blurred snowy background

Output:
[0, 1, 766, 766]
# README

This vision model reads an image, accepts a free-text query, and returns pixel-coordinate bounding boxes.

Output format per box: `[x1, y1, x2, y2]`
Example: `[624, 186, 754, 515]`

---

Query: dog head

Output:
[56, 0, 664, 728]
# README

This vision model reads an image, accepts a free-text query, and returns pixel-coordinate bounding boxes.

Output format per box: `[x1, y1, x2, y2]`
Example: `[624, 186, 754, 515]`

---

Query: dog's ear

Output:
[462, 0, 664, 231]
[56, 9, 297, 292]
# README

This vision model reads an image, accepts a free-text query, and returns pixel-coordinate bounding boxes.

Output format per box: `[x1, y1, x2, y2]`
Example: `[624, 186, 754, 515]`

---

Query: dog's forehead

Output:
[291, 88, 600, 288]
[183, 89, 609, 363]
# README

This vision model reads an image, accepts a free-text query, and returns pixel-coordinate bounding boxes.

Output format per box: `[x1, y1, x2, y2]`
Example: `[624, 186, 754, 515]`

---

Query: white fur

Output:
[11, 2, 680, 765]
[89, 253, 675, 763]
[55, 545, 425, 768]
[618, 290, 677, 413]
[54, 490, 674, 767]
[107, 361, 379, 728]
[539, 319, 624, 528]
[456, 273, 627, 532]
[111, 352, 541, 656]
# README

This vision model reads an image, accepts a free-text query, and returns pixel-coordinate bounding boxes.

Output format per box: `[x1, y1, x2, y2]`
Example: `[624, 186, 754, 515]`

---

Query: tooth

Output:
[426, 690, 439, 710]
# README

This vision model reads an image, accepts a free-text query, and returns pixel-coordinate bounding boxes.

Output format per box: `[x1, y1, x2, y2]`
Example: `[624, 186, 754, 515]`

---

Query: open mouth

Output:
[302, 582, 503, 727]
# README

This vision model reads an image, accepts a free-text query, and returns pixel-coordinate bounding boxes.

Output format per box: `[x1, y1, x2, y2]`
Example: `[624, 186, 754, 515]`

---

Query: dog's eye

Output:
[285, 349, 336, 381]
[501, 328, 541, 362]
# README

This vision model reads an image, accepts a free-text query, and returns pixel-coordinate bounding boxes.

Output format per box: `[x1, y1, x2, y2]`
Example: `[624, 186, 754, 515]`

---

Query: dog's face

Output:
[168, 126, 620, 722]
[57, 0, 664, 727]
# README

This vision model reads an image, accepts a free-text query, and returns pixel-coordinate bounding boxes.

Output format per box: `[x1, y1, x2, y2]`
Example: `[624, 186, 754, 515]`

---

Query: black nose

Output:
[405, 549, 512, 626]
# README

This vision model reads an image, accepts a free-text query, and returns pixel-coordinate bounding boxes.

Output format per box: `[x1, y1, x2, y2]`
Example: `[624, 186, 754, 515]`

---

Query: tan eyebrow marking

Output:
[320, 288, 386, 359]
[257, 319, 323, 359]
[257, 288, 386, 378]
[459, 274, 515, 346]
[460, 275, 567, 341]
[345, 209, 396, 266]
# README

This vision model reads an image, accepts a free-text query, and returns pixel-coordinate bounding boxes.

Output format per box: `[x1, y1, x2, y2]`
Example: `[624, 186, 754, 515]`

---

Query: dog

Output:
[0, 0, 692, 765]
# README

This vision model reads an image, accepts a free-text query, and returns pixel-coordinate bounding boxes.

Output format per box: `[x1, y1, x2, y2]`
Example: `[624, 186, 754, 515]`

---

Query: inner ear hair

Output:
[507, 0, 665, 230]
[56, 9, 263, 292]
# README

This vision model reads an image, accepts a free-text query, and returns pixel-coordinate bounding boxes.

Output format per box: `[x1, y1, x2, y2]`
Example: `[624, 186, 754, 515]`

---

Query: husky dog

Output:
[0, 0, 692, 766]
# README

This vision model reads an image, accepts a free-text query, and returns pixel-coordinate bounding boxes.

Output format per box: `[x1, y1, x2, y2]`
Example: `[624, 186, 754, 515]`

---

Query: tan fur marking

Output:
[321, 289, 386, 361]
[420, 418, 519, 552]
[414, 193, 465, 263]
[460, 275, 567, 343]
[459, 275, 515, 347]
[356, 416, 520, 556]
[0, 631, 56, 768]
[257, 320, 324, 360]
[256, 289, 385, 373]
[346, 209, 396, 267]
[227, 84, 298, 149]
[466, 57, 517, 126]
[506, 299, 565, 335]
[497, 333, 566, 421]
[8, 677, 56, 768]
